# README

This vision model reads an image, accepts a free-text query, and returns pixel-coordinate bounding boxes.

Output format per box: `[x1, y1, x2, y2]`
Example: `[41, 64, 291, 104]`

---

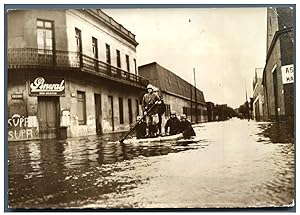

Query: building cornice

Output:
[80, 9, 139, 47]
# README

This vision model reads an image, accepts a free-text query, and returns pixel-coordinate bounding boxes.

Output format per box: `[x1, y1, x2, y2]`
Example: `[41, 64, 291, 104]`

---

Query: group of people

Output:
[135, 84, 196, 139]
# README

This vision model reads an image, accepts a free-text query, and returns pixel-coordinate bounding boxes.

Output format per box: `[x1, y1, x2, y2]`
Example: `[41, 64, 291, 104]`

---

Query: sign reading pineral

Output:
[30, 77, 65, 96]
[281, 64, 294, 84]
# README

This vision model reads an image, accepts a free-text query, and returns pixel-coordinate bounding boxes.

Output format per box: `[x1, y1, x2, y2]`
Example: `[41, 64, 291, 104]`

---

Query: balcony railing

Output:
[8, 48, 148, 87]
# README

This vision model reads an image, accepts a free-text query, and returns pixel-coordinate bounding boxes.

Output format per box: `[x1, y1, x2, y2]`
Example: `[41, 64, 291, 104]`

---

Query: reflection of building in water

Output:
[8, 9, 148, 141]
[62, 140, 95, 169]
[26, 143, 42, 175]
[102, 142, 117, 164]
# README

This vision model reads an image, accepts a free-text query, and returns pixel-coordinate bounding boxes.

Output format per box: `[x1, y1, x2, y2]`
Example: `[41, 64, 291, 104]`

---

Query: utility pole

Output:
[194, 68, 198, 123]
[245, 80, 250, 121]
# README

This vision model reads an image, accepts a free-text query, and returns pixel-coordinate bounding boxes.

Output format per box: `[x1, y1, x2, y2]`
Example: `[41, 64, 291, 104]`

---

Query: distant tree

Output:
[238, 102, 250, 119]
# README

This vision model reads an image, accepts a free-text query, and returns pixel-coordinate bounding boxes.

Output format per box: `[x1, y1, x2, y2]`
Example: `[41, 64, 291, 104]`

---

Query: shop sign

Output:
[281, 64, 294, 84]
[11, 93, 23, 99]
[29, 77, 65, 96]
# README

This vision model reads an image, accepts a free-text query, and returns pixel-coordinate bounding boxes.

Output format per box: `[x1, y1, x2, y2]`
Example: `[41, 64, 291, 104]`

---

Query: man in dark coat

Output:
[135, 116, 147, 139]
[142, 84, 161, 136]
[179, 114, 196, 139]
[165, 111, 181, 135]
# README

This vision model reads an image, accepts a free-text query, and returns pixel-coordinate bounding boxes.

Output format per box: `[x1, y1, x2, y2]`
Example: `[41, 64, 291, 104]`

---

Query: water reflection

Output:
[8, 134, 205, 208]
[257, 121, 294, 144]
[8, 119, 294, 208]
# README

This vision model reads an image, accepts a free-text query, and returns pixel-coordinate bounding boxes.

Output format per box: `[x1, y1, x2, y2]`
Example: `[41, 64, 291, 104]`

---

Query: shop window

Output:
[77, 91, 86, 125]
[37, 19, 54, 54]
[119, 97, 124, 124]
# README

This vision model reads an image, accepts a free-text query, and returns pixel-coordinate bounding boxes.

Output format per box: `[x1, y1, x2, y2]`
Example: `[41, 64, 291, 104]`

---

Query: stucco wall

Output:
[66, 10, 137, 74]
[8, 10, 68, 50]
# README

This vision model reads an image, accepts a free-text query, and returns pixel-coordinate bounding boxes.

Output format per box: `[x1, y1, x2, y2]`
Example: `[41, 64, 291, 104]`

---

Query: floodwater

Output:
[7, 118, 294, 209]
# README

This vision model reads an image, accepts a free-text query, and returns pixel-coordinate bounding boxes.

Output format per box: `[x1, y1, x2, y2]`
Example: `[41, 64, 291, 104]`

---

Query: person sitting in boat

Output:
[142, 84, 161, 137]
[179, 114, 196, 139]
[165, 111, 181, 135]
[135, 115, 147, 139]
[153, 87, 166, 136]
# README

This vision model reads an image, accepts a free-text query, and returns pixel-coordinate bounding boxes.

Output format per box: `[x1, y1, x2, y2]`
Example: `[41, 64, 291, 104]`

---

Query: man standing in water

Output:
[142, 84, 161, 137]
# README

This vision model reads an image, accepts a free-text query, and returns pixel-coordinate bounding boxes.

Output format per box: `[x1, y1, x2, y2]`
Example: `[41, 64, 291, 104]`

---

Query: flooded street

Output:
[8, 118, 294, 209]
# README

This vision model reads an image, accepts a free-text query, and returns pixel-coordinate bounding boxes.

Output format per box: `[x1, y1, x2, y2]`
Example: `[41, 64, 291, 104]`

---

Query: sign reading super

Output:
[281, 64, 294, 84]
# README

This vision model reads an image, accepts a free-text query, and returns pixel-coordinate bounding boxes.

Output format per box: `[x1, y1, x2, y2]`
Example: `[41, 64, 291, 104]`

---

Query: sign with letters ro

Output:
[29, 76, 65, 96]
[281, 64, 294, 84]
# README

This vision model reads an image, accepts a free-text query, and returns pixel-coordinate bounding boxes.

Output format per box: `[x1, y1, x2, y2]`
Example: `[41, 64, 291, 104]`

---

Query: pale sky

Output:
[104, 8, 267, 108]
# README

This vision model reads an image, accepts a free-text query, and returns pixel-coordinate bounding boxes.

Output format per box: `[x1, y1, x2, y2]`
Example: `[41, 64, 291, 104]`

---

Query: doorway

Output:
[94, 94, 102, 135]
[37, 97, 59, 139]
[108, 96, 114, 131]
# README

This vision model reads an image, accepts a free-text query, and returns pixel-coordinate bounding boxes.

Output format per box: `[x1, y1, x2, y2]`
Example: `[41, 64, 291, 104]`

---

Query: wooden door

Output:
[94, 94, 102, 135]
[38, 97, 59, 139]
[108, 96, 114, 131]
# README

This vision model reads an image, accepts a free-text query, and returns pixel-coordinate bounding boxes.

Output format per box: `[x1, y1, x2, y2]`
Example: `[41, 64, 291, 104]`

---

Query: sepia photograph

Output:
[5, 4, 295, 210]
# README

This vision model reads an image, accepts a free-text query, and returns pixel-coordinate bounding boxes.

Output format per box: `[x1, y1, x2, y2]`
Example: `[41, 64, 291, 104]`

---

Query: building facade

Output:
[7, 9, 148, 141]
[138, 62, 207, 130]
[252, 68, 265, 121]
[206, 102, 215, 122]
[262, 8, 294, 123]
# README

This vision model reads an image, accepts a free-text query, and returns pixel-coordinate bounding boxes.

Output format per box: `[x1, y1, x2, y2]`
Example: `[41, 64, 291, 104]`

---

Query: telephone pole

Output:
[194, 68, 198, 123]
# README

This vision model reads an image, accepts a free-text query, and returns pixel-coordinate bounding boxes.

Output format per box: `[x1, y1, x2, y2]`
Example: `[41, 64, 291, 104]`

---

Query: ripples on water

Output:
[8, 131, 208, 208]
[8, 119, 294, 208]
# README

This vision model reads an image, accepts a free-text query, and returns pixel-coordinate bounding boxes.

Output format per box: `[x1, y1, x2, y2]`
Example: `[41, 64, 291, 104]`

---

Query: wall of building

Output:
[63, 77, 142, 136]
[65, 10, 137, 74]
[266, 8, 279, 52]
[160, 92, 207, 132]
[8, 71, 39, 141]
[264, 8, 294, 122]
[8, 9, 144, 141]
[8, 10, 68, 50]
[263, 39, 285, 121]
[8, 71, 143, 141]
[252, 78, 264, 121]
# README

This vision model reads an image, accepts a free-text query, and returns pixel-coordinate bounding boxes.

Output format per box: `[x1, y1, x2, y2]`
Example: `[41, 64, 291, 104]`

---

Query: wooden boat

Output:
[123, 133, 183, 144]
[123, 133, 200, 145]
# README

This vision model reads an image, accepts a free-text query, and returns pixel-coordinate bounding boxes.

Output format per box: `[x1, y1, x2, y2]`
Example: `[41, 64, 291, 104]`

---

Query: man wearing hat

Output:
[142, 84, 161, 137]
[179, 114, 196, 139]
[165, 111, 181, 135]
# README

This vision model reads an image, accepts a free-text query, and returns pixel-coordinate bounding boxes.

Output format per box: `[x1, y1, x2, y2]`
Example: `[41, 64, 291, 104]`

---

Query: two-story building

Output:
[7, 9, 148, 141]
